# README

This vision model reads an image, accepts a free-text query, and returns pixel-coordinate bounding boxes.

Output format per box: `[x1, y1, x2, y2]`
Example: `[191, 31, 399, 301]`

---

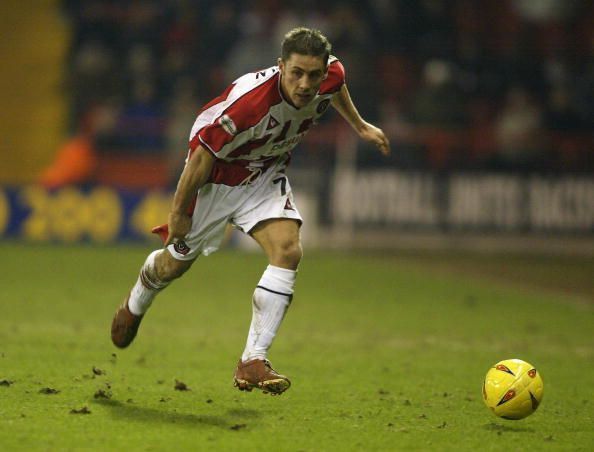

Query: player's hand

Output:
[359, 122, 391, 156]
[165, 211, 191, 246]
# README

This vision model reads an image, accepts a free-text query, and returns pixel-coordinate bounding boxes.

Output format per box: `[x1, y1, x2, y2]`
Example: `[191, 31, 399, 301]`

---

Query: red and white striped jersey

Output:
[188, 56, 346, 186]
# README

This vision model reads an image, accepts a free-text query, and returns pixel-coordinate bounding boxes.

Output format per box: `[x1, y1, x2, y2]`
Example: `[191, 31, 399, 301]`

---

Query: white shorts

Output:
[167, 166, 302, 261]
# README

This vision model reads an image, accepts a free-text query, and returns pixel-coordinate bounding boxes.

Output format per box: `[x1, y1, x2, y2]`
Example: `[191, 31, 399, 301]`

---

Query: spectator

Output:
[411, 59, 467, 128]
[61, 0, 594, 174]
[545, 85, 584, 131]
[40, 115, 98, 188]
[493, 86, 545, 170]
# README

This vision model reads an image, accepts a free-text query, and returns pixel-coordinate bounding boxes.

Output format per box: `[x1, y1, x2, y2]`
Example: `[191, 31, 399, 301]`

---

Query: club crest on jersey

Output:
[317, 99, 330, 114]
[266, 115, 280, 130]
[218, 114, 237, 136]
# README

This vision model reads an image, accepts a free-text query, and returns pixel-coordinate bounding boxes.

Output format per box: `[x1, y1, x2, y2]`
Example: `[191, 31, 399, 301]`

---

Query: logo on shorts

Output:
[284, 199, 294, 211]
[219, 114, 237, 135]
[317, 99, 330, 114]
[173, 240, 190, 256]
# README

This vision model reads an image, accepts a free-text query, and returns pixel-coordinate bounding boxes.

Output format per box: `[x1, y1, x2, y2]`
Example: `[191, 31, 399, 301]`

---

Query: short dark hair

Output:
[281, 27, 332, 66]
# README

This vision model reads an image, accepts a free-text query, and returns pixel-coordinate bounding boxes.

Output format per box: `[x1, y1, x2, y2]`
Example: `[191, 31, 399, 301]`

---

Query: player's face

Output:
[278, 53, 327, 109]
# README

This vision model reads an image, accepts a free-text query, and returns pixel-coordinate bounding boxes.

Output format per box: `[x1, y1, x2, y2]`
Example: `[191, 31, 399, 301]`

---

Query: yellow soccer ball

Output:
[482, 359, 544, 420]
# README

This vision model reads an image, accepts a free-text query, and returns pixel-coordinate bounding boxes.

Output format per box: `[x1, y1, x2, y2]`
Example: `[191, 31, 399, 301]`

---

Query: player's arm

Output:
[331, 84, 391, 156]
[165, 146, 215, 245]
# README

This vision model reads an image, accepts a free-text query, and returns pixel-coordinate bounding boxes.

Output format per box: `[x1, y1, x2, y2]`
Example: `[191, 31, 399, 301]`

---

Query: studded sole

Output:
[233, 378, 290, 395]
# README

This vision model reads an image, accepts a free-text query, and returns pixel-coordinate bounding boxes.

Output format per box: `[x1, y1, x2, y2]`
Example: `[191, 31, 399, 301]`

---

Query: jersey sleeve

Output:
[198, 114, 240, 155]
[319, 57, 346, 95]
[194, 72, 280, 158]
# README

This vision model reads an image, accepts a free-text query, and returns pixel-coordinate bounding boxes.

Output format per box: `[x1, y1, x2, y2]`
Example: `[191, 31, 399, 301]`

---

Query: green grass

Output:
[0, 242, 593, 451]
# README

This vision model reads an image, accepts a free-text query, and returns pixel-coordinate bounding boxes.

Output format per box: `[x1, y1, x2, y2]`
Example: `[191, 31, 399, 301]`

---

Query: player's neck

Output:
[278, 75, 300, 109]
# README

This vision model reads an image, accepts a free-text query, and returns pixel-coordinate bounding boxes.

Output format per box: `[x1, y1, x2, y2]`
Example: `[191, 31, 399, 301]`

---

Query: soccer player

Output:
[111, 27, 390, 395]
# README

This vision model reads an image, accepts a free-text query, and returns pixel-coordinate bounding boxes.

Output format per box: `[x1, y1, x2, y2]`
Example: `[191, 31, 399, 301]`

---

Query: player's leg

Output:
[243, 217, 302, 360]
[111, 249, 194, 348]
[111, 183, 236, 349]
[234, 218, 302, 394]
[129, 249, 195, 316]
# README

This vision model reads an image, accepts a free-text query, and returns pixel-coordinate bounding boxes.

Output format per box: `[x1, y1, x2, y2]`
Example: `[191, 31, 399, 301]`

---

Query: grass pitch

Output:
[0, 242, 593, 451]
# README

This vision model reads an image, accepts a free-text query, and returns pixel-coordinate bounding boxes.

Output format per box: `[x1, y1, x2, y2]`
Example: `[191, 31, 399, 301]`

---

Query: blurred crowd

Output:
[48, 0, 594, 188]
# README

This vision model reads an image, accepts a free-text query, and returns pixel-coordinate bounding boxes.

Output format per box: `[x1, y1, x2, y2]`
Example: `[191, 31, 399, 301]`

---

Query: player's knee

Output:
[276, 239, 302, 269]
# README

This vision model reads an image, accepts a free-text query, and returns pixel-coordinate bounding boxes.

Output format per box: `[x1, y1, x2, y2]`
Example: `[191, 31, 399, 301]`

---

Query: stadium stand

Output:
[57, 0, 594, 189]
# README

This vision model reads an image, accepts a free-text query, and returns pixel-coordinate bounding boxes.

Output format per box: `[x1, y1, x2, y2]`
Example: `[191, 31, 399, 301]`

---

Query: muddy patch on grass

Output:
[94, 389, 112, 399]
[174, 380, 190, 391]
[39, 387, 60, 394]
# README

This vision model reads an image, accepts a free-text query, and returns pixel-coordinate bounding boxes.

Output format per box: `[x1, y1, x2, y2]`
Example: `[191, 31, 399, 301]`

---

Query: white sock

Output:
[128, 250, 169, 316]
[241, 265, 297, 362]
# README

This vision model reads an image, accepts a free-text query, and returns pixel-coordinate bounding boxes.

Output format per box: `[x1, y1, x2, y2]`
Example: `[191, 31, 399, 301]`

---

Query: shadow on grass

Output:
[484, 422, 534, 433]
[93, 398, 260, 430]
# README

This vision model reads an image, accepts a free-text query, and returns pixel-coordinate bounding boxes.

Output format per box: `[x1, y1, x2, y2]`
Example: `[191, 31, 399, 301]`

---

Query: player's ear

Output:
[322, 66, 329, 80]
[277, 58, 284, 72]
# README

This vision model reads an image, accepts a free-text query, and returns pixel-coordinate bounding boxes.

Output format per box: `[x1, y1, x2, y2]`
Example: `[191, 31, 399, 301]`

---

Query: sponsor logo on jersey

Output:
[266, 115, 280, 130]
[218, 114, 237, 136]
[317, 99, 330, 114]
[271, 133, 305, 151]
[173, 240, 190, 256]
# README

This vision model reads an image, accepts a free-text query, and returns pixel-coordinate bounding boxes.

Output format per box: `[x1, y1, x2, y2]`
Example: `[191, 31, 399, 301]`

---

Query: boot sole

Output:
[233, 378, 290, 395]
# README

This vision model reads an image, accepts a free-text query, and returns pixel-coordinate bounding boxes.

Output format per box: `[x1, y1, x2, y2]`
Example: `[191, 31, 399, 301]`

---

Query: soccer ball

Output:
[482, 359, 544, 420]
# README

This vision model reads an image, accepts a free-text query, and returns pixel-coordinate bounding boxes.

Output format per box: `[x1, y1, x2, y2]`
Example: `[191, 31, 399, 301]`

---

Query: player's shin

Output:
[128, 250, 170, 315]
[241, 265, 297, 362]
